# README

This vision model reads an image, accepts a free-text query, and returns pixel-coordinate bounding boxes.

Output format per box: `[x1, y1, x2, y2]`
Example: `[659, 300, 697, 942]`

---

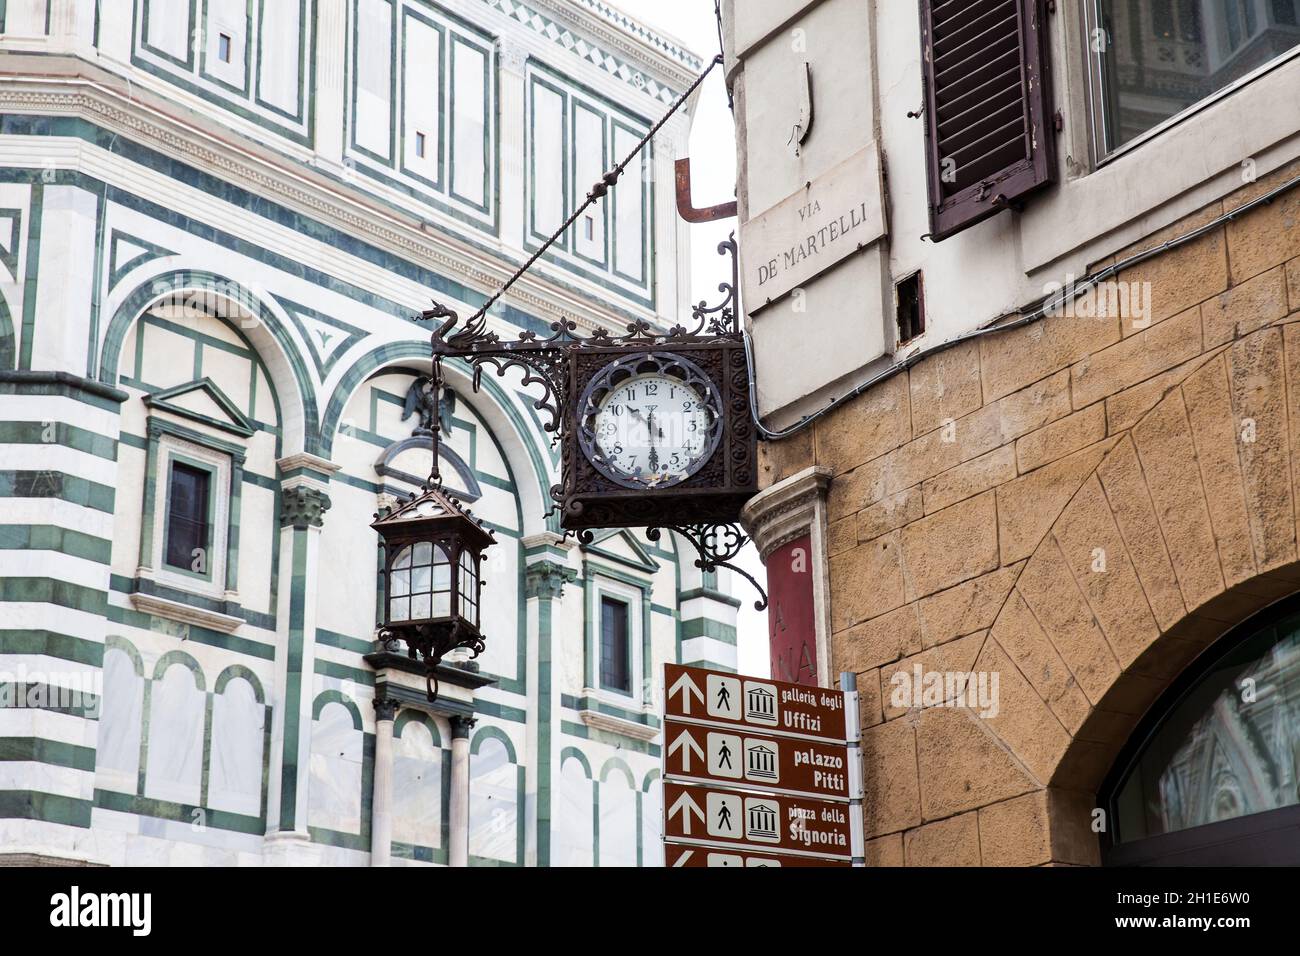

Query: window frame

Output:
[1082, 0, 1300, 166]
[598, 594, 633, 695]
[1099, 592, 1300, 865]
[583, 573, 648, 706]
[142, 421, 242, 602]
[161, 454, 219, 582]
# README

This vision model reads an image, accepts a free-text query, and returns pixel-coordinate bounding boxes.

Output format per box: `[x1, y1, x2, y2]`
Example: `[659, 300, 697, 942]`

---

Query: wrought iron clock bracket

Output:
[422, 237, 765, 609]
[645, 524, 768, 611]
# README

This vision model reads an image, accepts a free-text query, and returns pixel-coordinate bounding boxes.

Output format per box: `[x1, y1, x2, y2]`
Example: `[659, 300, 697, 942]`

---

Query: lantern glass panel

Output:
[392, 568, 411, 597]
[412, 564, 431, 593]
[459, 550, 478, 622]
[389, 542, 452, 624]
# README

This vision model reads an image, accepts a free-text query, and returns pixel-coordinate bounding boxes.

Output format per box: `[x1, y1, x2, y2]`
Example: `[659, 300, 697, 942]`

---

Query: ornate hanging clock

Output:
[564, 341, 754, 530]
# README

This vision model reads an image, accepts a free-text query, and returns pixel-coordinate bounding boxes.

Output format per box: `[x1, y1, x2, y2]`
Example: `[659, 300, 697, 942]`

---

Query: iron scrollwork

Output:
[425, 234, 742, 452]
[646, 524, 768, 612]
[424, 235, 765, 608]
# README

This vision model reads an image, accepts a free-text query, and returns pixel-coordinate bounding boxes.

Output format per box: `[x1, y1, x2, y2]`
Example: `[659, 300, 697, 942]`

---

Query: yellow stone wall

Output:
[756, 159, 1300, 866]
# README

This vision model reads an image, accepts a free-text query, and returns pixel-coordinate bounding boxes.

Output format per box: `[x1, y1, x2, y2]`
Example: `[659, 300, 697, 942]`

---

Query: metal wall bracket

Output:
[647, 523, 768, 611]
[423, 236, 768, 611]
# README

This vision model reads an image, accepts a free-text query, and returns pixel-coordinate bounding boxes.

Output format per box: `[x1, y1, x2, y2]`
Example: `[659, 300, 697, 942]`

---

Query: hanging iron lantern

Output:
[371, 355, 494, 701]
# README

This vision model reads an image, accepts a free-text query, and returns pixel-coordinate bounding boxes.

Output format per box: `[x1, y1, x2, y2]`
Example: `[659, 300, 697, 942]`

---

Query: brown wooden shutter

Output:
[919, 0, 1056, 241]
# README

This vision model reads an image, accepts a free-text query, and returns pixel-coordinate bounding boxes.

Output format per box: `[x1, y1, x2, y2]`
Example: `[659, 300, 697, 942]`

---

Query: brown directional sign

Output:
[663, 782, 852, 861]
[664, 841, 851, 868]
[663, 719, 850, 800]
[664, 663, 847, 743]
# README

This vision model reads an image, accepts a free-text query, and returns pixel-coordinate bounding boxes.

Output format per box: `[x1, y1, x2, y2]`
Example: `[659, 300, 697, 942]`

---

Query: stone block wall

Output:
[757, 159, 1300, 865]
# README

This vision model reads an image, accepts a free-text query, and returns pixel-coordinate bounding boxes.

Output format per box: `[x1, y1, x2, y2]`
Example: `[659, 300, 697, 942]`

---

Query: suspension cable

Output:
[463, 53, 723, 327]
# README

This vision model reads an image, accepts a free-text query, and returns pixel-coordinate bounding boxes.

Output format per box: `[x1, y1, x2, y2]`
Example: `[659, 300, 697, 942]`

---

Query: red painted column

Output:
[765, 534, 818, 686]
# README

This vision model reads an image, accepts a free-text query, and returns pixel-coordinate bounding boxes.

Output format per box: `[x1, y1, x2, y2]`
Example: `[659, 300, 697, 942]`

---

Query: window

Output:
[599, 597, 631, 693]
[415, 130, 427, 158]
[917, 0, 1055, 240]
[143, 425, 237, 603]
[895, 271, 925, 344]
[1102, 599, 1300, 864]
[218, 33, 232, 63]
[1089, 0, 1300, 155]
[164, 461, 212, 574]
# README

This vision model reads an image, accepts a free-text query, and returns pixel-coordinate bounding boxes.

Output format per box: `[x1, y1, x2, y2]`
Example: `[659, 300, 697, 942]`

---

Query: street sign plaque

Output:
[663, 782, 852, 861]
[663, 718, 850, 800]
[664, 841, 851, 868]
[664, 663, 847, 743]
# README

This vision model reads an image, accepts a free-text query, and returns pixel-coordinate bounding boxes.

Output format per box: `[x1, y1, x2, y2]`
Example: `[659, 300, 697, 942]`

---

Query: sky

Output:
[601, 0, 769, 677]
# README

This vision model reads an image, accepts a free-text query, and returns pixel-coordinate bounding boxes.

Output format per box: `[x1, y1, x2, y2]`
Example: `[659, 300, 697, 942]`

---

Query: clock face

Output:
[578, 353, 723, 489]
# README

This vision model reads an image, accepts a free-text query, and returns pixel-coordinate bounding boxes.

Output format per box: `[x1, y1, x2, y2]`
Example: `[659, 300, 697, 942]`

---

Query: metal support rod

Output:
[840, 670, 865, 867]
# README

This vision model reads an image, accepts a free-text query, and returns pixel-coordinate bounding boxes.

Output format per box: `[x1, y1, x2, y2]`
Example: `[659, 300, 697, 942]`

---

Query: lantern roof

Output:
[371, 483, 496, 551]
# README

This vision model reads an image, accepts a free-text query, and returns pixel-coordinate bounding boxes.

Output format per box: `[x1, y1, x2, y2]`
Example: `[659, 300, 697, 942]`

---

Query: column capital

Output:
[450, 715, 476, 740]
[280, 485, 332, 530]
[496, 36, 528, 74]
[740, 466, 831, 560]
[524, 560, 577, 600]
[373, 696, 399, 722]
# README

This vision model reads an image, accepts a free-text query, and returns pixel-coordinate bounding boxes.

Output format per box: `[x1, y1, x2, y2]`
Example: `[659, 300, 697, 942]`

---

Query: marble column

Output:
[523, 554, 576, 866]
[370, 697, 399, 866]
[448, 715, 475, 867]
[264, 459, 336, 865]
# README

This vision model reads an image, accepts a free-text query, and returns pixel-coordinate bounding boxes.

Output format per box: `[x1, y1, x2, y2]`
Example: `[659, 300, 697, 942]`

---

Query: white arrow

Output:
[668, 791, 705, 835]
[668, 730, 705, 772]
[669, 672, 704, 714]
[672, 849, 694, 867]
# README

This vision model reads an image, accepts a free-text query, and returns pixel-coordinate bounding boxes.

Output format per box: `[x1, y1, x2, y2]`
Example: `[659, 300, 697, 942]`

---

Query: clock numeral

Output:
[644, 383, 659, 396]
[682, 401, 695, 412]
[624, 387, 637, 401]
[609, 404, 623, 416]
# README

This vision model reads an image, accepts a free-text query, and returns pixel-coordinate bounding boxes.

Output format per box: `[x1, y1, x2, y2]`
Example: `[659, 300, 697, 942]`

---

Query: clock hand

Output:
[646, 408, 659, 471]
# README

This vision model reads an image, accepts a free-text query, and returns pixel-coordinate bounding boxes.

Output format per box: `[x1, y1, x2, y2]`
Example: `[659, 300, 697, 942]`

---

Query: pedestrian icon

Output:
[705, 791, 742, 839]
[706, 731, 742, 779]
[706, 674, 741, 720]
